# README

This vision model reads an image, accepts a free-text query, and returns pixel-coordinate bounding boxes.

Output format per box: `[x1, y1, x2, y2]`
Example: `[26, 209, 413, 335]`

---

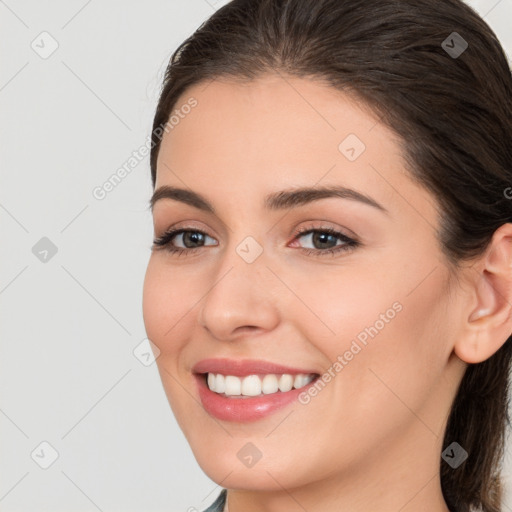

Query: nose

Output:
[197, 247, 280, 341]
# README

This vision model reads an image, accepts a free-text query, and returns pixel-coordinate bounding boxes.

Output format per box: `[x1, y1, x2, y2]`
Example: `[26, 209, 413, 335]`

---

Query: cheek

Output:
[142, 257, 202, 425]
[142, 259, 167, 343]
[296, 256, 450, 408]
[288, 264, 403, 359]
[142, 256, 195, 348]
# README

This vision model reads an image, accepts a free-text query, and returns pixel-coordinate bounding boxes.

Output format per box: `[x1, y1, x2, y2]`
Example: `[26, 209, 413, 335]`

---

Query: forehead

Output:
[160, 73, 388, 155]
[158, 74, 395, 174]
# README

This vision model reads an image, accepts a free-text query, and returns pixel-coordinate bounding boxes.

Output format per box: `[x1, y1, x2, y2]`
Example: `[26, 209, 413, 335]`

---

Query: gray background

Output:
[1, 1, 511, 511]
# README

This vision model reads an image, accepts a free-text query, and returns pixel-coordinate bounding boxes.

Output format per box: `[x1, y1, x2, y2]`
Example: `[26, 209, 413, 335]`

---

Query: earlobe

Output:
[454, 223, 512, 364]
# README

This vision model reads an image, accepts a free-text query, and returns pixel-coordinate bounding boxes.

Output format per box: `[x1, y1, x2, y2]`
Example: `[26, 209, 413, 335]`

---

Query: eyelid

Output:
[154, 219, 217, 239]
[154, 220, 351, 242]
[290, 220, 356, 240]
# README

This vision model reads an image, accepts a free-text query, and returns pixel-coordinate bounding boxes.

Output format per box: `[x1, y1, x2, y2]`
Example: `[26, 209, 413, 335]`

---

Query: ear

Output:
[454, 222, 512, 364]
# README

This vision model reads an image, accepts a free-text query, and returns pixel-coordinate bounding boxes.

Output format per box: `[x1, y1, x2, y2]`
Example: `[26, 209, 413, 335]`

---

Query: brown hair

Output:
[149, 1, 512, 510]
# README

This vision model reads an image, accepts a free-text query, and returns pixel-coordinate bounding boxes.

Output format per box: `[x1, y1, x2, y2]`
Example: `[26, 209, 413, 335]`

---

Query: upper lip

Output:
[192, 358, 319, 377]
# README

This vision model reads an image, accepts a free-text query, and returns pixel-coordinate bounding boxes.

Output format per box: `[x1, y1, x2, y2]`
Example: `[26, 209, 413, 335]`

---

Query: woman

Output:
[142, 0, 512, 511]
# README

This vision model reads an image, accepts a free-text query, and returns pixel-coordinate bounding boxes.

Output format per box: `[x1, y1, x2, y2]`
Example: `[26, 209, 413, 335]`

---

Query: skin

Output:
[142, 73, 512, 512]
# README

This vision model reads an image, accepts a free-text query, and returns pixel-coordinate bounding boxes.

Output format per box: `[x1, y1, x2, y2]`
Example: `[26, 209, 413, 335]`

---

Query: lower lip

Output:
[194, 374, 317, 422]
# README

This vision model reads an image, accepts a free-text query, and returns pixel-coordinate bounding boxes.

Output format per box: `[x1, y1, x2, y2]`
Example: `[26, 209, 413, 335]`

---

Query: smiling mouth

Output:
[202, 372, 320, 398]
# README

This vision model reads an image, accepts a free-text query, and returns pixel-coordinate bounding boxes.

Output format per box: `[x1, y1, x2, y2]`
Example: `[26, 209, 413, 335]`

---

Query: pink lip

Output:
[192, 358, 317, 377]
[192, 358, 320, 423]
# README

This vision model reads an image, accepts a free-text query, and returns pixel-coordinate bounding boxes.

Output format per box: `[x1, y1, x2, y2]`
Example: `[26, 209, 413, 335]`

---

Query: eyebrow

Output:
[149, 185, 389, 215]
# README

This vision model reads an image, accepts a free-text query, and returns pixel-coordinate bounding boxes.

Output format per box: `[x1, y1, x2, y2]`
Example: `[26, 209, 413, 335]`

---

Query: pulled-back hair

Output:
[150, 1, 512, 510]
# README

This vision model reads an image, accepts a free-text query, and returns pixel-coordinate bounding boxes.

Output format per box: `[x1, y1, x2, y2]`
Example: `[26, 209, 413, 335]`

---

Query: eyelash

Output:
[152, 225, 360, 258]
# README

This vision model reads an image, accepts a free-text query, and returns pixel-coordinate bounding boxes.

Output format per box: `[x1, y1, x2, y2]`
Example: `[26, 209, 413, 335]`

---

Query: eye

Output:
[152, 228, 217, 256]
[151, 225, 360, 258]
[290, 226, 359, 257]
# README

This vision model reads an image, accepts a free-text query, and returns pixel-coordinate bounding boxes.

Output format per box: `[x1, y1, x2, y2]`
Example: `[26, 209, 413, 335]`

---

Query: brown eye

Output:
[291, 227, 360, 257]
[152, 229, 218, 253]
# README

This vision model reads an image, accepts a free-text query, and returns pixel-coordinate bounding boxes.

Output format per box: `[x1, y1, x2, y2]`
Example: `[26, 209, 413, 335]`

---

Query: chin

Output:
[191, 441, 317, 492]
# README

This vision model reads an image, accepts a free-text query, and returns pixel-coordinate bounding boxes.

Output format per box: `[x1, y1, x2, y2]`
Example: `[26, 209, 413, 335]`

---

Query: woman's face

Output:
[143, 74, 466, 496]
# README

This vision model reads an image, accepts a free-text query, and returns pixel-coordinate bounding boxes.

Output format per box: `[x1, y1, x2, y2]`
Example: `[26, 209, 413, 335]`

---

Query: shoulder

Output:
[201, 489, 227, 512]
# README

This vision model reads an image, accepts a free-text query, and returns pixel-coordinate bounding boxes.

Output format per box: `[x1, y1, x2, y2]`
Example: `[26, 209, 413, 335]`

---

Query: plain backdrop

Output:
[1, 1, 512, 511]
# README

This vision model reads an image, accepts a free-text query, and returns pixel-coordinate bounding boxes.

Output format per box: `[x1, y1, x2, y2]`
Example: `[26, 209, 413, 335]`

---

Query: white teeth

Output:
[224, 375, 241, 396]
[262, 374, 278, 394]
[241, 375, 261, 396]
[278, 374, 294, 392]
[214, 374, 225, 394]
[206, 373, 316, 397]
[293, 374, 311, 388]
[207, 372, 215, 391]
